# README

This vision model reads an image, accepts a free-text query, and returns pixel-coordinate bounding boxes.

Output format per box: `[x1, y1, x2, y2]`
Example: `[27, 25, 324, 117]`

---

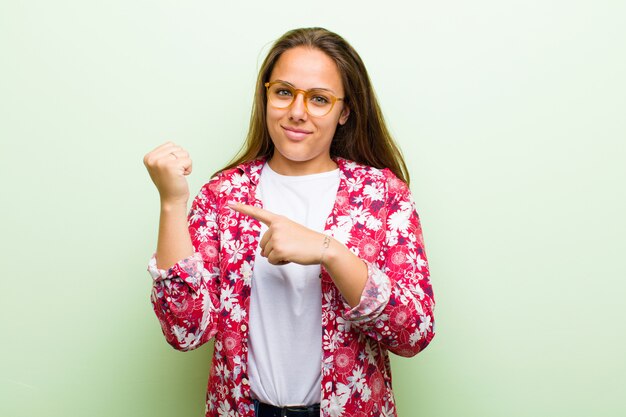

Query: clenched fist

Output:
[143, 142, 193, 204]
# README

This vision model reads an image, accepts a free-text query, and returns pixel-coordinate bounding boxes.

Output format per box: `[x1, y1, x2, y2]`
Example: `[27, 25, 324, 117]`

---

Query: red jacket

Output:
[148, 157, 435, 417]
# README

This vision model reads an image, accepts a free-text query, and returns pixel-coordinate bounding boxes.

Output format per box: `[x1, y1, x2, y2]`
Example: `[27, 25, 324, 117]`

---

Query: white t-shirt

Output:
[248, 162, 340, 406]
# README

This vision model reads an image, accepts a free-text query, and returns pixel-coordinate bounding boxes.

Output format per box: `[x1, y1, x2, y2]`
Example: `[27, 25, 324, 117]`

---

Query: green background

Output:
[1, 1, 624, 416]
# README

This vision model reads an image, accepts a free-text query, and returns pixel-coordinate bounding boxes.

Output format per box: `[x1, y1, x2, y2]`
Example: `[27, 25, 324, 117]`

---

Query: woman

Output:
[144, 27, 435, 417]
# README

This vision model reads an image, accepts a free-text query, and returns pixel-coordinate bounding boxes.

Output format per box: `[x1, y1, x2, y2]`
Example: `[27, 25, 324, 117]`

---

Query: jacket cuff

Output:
[342, 261, 391, 323]
[147, 252, 205, 293]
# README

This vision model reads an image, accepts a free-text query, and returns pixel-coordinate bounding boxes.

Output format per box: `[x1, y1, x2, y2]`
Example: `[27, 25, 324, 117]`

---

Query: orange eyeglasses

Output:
[265, 81, 344, 117]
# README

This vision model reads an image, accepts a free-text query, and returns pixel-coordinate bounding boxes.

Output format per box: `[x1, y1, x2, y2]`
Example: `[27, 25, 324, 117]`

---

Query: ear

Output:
[338, 105, 350, 125]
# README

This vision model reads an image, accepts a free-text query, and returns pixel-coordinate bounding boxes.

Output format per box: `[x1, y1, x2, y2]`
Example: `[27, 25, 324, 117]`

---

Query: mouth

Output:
[281, 125, 312, 141]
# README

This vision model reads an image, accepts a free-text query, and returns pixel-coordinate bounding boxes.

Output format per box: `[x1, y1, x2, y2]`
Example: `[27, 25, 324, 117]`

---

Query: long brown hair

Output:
[219, 27, 410, 184]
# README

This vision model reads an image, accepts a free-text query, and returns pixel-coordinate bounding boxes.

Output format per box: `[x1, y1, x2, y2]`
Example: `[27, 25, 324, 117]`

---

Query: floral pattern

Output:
[148, 157, 435, 417]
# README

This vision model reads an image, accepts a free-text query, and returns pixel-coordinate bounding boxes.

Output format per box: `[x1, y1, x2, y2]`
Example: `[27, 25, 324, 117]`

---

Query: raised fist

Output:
[143, 142, 193, 204]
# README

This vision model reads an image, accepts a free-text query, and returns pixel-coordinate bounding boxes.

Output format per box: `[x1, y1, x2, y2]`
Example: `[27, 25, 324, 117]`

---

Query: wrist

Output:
[320, 235, 345, 267]
[320, 234, 332, 265]
[160, 198, 188, 213]
[319, 236, 368, 307]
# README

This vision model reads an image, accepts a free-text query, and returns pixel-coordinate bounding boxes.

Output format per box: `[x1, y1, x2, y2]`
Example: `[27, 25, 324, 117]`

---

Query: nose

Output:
[288, 91, 308, 120]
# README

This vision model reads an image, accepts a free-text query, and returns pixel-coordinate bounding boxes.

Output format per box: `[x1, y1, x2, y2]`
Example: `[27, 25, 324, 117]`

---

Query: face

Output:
[266, 46, 350, 175]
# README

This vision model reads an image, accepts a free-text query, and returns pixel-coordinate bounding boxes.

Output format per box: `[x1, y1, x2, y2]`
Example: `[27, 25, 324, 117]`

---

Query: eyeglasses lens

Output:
[267, 84, 334, 117]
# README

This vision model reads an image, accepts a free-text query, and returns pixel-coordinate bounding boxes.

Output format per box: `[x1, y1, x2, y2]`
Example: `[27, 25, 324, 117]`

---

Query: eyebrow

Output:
[272, 79, 336, 93]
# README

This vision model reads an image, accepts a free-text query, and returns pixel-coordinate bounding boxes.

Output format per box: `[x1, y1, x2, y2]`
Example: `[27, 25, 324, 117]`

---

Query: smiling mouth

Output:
[281, 125, 312, 140]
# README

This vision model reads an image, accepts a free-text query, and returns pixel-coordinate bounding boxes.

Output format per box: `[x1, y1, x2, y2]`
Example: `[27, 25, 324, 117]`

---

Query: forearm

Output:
[321, 237, 368, 308]
[156, 200, 194, 270]
[339, 260, 435, 356]
[149, 253, 219, 351]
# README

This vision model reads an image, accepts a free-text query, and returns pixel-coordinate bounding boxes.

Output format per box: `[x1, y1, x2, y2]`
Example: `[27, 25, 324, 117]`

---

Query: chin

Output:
[273, 142, 310, 160]
[277, 151, 315, 163]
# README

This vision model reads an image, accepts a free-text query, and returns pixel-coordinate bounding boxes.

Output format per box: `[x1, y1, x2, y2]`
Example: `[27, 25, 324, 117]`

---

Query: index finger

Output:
[228, 203, 277, 226]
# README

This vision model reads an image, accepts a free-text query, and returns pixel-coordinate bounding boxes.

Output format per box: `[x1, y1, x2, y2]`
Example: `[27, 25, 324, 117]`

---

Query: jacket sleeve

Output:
[147, 182, 222, 352]
[342, 180, 435, 357]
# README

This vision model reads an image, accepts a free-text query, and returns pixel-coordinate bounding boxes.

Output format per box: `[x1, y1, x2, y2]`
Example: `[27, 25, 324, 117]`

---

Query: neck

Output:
[268, 156, 337, 176]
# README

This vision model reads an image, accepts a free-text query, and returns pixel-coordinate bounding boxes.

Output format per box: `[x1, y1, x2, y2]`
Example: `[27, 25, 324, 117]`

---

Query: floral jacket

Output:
[148, 157, 435, 417]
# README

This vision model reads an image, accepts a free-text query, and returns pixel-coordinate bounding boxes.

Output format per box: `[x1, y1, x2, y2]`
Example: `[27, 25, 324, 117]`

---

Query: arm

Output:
[148, 185, 221, 351]
[144, 143, 221, 351]
[155, 201, 194, 270]
[320, 238, 368, 308]
[341, 181, 435, 357]
[227, 203, 367, 307]
[227, 180, 435, 356]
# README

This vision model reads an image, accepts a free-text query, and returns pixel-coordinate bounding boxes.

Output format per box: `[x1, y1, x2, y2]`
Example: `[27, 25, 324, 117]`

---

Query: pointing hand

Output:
[228, 203, 327, 266]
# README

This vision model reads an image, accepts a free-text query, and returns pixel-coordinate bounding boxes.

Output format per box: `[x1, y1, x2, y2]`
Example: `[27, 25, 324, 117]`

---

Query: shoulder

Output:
[189, 159, 265, 210]
[337, 157, 409, 197]
[202, 159, 265, 197]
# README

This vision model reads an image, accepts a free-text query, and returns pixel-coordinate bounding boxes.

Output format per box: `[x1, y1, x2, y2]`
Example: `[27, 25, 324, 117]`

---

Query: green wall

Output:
[1, 1, 624, 416]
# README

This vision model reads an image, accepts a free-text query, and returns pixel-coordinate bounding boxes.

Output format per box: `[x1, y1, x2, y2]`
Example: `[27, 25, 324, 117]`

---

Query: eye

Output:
[276, 88, 293, 97]
[271, 86, 293, 99]
[309, 92, 331, 106]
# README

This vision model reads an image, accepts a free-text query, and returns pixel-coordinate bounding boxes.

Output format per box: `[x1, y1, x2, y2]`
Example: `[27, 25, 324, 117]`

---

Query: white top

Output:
[248, 162, 340, 407]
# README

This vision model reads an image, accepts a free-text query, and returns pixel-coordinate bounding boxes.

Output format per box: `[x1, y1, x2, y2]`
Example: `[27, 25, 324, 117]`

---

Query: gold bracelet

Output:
[320, 235, 331, 264]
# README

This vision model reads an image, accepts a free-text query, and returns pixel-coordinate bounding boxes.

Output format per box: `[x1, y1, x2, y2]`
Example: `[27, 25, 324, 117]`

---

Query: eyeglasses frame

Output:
[264, 81, 344, 117]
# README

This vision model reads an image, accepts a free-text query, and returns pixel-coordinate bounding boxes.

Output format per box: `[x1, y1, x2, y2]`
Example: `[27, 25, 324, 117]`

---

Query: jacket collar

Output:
[238, 158, 266, 186]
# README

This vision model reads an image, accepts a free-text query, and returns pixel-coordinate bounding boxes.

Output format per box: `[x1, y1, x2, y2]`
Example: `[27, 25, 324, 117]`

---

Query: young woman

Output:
[144, 27, 435, 417]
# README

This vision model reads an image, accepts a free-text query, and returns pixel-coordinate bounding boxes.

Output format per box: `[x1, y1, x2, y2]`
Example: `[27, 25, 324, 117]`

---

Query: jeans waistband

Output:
[253, 399, 320, 417]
